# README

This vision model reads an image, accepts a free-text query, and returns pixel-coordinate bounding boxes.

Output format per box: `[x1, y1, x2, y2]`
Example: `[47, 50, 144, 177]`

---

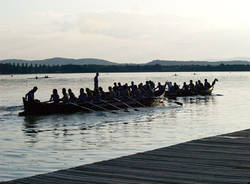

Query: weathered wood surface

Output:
[2, 129, 250, 184]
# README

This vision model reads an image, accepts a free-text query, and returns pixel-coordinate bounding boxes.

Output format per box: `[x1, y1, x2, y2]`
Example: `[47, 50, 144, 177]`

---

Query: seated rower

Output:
[86, 88, 94, 103]
[131, 85, 139, 98]
[204, 79, 211, 89]
[167, 82, 173, 91]
[130, 81, 136, 91]
[173, 82, 180, 92]
[68, 89, 77, 104]
[25, 86, 38, 102]
[149, 80, 155, 90]
[107, 86, 115, 100]
[182, 82, 189, 92]
[78, 88, 87, 104]
[138, 84, 146, 98]
[130, 82, 138, 96]
[145, 83, 154, 97]
[194, 80, 203, 92]
[155, 82, 166, 92]
[61, 88, 69, 103]
[93, 88, 101, 102]
[118, 85, 130, 100]
[188, 80, 195, 91]
[113, 82, 118, 92]
[49, 89, 60, 103]
[98, 87, 107, 101]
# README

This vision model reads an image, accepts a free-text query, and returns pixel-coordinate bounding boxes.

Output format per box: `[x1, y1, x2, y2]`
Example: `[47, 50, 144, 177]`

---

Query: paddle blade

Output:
[175, 101, 183, 106]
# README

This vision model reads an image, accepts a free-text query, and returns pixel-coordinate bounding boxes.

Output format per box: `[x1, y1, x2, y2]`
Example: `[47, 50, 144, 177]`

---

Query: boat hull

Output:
[20, 97, 164, 116]
[165, 87, 214, 98]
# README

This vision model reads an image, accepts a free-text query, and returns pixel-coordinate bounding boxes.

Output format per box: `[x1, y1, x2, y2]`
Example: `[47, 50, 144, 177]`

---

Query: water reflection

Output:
[20, 96, 218, 143]
[179, 95, 217, 105]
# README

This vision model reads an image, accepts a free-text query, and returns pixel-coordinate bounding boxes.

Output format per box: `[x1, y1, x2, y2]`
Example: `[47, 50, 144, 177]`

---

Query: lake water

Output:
[0, 72, 250, 181]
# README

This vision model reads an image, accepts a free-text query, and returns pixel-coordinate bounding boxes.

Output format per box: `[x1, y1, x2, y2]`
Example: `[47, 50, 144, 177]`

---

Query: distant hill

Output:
[1, 57, 250, 66]
[0, 57, 117, 66]
[146, 60, 250, 66]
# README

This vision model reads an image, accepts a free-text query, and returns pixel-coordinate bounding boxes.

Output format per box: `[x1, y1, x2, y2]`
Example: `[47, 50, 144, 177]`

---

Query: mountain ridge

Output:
[0, 57, 117, 66]
[1, 57, 250, 66]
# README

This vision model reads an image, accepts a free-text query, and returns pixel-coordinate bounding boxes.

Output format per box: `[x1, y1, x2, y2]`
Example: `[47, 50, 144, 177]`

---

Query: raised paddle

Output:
[114, 98, 139, 111]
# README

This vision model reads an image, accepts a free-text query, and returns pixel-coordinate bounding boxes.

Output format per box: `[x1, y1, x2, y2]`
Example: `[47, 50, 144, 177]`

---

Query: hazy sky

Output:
[1, 0, 250, 63]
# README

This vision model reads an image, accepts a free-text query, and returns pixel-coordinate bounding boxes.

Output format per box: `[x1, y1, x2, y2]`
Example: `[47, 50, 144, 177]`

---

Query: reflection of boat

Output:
[27, 76, 51, 79]
[19, 91, 165, 116]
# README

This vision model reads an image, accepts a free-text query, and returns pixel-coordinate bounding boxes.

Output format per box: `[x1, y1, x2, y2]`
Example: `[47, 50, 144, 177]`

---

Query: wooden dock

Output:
[2, 129, 250, 184]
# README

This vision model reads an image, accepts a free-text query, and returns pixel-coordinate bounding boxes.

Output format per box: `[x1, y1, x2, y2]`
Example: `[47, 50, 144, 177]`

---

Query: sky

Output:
[1, 0, 250, 63]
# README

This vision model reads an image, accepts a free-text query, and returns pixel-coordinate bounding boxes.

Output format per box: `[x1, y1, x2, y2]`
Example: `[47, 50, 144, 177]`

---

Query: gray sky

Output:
[1, 0, 250, 63]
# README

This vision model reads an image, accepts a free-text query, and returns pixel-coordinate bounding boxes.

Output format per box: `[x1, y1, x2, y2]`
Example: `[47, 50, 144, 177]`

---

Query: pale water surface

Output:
[0, 72, 249, 181]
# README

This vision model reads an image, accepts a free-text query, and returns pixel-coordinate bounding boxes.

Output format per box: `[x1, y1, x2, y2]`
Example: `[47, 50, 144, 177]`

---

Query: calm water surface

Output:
[0, 72, 250, 181]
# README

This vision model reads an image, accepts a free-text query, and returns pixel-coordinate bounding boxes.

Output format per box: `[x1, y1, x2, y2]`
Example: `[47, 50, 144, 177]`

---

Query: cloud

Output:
[77, 12, 200, 41]
[2, 6, 250, 62]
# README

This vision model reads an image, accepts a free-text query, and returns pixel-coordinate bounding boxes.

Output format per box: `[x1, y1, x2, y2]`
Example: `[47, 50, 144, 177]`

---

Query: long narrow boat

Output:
[165, 79, 218, 98]
[19, 91, 165, 116]
[165, 86, 214, 98]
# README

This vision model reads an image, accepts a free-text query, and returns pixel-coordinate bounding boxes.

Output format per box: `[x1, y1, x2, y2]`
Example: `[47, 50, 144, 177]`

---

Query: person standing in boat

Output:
[49, 89, 60, 103]
[25, 86, 38, 102]
[61, 88, 69, 103]
[94, 72, 99, 90]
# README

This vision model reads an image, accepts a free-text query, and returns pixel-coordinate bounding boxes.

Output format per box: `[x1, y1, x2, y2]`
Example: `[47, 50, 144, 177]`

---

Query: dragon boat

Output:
[19, 91, 165, 116]
[165, 79, 218, 98]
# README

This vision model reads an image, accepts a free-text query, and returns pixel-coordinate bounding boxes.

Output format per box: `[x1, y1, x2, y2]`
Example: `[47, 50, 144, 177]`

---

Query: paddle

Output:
[114, 97, 139, 111]
[69, 103, 96, 113]
[100, 99, 129, 112]
[127, 97, 146, 108]
[174, 101, 183, 106]
[85, 101, 118, 114]
[165, 98, 183, 106]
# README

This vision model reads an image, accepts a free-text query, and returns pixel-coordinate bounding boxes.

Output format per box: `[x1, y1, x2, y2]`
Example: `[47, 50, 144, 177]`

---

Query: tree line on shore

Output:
[1, 63, 250, 74]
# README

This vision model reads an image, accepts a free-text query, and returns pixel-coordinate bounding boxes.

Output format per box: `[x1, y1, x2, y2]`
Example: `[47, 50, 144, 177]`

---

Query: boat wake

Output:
[0, 105, 23, 112]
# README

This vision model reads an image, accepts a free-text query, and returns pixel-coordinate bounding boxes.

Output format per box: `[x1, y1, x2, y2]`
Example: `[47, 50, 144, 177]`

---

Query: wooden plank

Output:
[2, 129, 250, 184]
